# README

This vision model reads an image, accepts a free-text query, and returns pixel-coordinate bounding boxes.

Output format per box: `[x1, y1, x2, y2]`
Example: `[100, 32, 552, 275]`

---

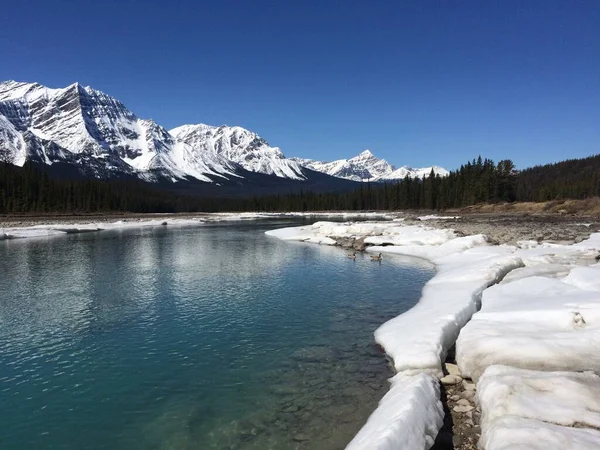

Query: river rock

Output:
[453, 404, 475, 413]
[292, 346, 336, 363]
[460, 390, 476, 401]
[292, 433, 310, 442]
[441, 374, 462, 385]
[462, 380, 476, 391]
[281, 404, 300, 413]
[445, 362, 461, 376]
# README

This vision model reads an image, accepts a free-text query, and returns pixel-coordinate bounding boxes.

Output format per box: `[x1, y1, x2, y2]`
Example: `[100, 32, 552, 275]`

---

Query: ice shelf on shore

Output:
[0, 218, 205, 240]
[345, 372, 443, 450]
[417, 214, 460, 221]
[266, 221, 457, 248]
[480, 416, 600, 450]
[477, 366, 600, 450]
[457, 263, 600, 381]
[370, 242, 523, 375]
[0, 211, 397, 241]
[265, 220, 600, 449]
[478, 365, 600, 430]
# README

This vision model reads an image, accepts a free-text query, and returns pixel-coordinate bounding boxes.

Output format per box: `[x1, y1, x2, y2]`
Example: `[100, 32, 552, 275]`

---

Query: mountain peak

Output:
[294, 151, 448, 182]
[0, 80, 446, 187]
[170, 123, 306, 180]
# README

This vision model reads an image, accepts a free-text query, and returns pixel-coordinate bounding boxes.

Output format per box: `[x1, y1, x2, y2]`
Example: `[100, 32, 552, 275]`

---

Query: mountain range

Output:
[292, 150, 448, 182]
[0, 80, 447, 193]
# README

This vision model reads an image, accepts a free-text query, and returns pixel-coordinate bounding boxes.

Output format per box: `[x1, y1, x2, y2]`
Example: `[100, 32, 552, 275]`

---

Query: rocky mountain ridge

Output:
[0, 80, 447, 187]
[293, 150, 449, 182]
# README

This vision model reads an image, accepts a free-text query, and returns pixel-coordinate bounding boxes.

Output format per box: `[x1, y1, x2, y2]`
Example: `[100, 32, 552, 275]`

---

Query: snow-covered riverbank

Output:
[0, 211, 393, 240]
[266, 220, 600, 449]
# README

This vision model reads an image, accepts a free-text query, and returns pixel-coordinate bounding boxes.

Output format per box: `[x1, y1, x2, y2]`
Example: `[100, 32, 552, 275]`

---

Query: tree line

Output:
[1, 154, 599, 214]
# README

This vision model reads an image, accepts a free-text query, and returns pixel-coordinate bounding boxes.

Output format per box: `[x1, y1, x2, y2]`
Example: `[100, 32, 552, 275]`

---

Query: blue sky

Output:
[1, 0, 599, 170]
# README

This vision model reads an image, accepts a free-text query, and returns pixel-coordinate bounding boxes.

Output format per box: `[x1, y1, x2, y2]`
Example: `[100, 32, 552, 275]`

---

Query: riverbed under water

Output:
[0, 219, 434, 449]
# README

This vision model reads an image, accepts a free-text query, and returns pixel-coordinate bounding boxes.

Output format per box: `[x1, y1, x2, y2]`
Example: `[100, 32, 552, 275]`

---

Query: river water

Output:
[0, 219, 433, 449]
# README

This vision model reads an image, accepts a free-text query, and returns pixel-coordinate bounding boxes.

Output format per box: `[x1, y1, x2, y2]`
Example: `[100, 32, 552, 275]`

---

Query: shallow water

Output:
[0, 219, 434, 449]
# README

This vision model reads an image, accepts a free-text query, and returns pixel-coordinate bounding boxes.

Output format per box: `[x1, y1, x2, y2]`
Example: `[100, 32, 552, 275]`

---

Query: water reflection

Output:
[0, 221, 433, 449]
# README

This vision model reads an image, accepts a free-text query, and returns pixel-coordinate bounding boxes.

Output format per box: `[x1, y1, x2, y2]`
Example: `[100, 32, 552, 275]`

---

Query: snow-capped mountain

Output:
[292, 150, 394, 182]
[170, 124, 305, 180]
[293, 150, 448, 182]
[0, 80, 446, 190]
[382, 165, 449, 180]
[0, 81, 254, 182]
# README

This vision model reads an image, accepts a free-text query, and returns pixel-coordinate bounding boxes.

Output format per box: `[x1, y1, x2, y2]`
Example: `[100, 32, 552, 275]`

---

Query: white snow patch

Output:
[0, 219, 204, 240]
[418, 215, 460, 221]
[457, 261, 600, 381]
[480, 416, 600, 450]
[265, 225, 337, 245]
[478, 365, 600, 431]
[267, 220, 455, 249]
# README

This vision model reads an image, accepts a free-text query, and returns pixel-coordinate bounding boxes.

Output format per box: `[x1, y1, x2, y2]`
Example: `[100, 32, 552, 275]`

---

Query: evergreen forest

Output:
[1, 154, 599, 214]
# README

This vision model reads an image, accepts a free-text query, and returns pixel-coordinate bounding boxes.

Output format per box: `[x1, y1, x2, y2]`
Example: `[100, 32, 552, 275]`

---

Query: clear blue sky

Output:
[1, 0, 599, 170]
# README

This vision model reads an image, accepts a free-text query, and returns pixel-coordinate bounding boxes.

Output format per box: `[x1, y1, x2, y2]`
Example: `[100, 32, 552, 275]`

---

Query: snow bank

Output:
[1, 212, 398, 242]
[0, 218, 205, 240]
[478, 365, 600, 430]
[346, 372, 443, 450]
[371, 242, 522, 375]
[418, 215, 460, 221]
[265, 220, 457, 249]
[478, 365, 600, 449]
[264, 225, 337, 245]
[480, 416, 600, 450]
[276, 211, 395, 219]
[456, 264, 600, 380]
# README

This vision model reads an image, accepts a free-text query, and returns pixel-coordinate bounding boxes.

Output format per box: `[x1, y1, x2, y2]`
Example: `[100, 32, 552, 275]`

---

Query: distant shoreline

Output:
[2, 198, 599, 230]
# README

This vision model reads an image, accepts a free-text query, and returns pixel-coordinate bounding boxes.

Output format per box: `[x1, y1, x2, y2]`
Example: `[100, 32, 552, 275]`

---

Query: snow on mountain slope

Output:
[0, 113, 26, 166]
[381, 165, 450, 181]
[292, 150, 392, 182]
[170, 124, 306, 180]
[293, 150, 448, 182]
[0, 81, 239, 182]
[0, 80, 445, 186]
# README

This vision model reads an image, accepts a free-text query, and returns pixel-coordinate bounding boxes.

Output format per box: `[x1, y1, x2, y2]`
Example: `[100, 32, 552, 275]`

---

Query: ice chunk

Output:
[0, 218, 206, 240]
[372, 243, 522, 375]
[266, 221, 457, 248]
[457, 272, 600, 381]
[500, 263, 574, 284]
[418, 215, 460, 221]
[264, 225, 337, 245]
[478, 365, 600, 430]
[563, 263, 600, 291]
[346, 372, 443, 450]
[480, 416, 600, 450]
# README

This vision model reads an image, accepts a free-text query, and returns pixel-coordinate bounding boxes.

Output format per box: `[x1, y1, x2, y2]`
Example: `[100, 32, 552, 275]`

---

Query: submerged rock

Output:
[292, 346, 337, 363]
